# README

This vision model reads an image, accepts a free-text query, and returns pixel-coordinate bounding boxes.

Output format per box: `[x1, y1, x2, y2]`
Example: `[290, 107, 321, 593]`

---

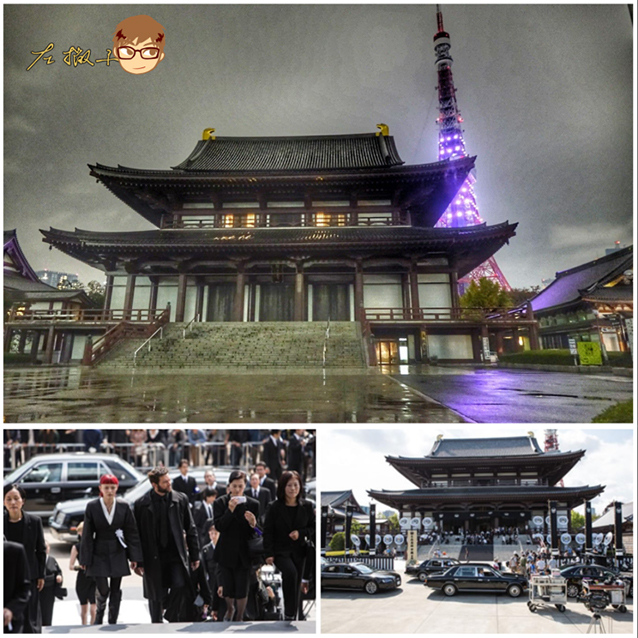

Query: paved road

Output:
[322, 559, 634, 634]
[391, 366, 633, 423]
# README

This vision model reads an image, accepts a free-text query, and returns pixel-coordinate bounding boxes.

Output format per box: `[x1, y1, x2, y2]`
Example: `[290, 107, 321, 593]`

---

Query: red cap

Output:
[99, 474, 119, 486]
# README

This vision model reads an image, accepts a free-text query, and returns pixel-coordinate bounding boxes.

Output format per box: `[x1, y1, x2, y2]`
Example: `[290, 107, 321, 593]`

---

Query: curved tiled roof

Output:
[428, 435, 543, 458]
[172, 133, 404, 172]
[530, 246, 633, 313]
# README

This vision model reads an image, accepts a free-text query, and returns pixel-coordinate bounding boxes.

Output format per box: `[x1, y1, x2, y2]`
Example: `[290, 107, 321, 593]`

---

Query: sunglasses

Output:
[117, 46, 160, 60]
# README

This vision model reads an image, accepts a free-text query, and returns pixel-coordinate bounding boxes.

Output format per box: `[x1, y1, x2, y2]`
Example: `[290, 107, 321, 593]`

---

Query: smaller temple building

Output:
[530, 246, 633, 353]
[368, 434, 604, 536]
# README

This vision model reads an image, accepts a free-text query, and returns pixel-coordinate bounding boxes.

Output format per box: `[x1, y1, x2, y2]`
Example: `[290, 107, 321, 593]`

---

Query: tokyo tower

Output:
[544, 429, 565, 487]
[432, 5, 511, 291]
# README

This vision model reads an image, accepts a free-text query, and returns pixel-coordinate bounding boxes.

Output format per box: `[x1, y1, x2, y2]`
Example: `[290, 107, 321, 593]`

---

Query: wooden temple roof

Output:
[530, 245, 633, 314]
[41, 222, 517, 276]
[88, 134, 477, 229]
[387, 449, 586, 488]
[367, 484, 606, 509]
[173, 133, 405, 172]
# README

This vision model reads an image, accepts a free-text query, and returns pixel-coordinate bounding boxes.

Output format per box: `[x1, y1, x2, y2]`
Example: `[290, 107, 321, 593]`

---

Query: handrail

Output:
[322, 316, 331, 369]
[133, 325, 164, 366]
[183, 316, 197, 339]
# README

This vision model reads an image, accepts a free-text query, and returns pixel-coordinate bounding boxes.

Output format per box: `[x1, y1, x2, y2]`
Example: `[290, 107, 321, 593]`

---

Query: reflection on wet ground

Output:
[3, 366, 465, 423]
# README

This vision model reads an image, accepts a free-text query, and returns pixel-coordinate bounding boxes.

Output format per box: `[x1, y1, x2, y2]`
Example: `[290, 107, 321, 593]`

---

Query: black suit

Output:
[172, 474, 198, 503]
[202, 541, 226, 619]
[3, 541, 31, 634]
[244, 487, 271, 522]
[134, 490, 200, 623]
[287, 435, 305, 475]
[192, 500, 215, 548]
[4, 511, 46, 633]
[262, 438, 285, 481]
[259, 476, 277, 501]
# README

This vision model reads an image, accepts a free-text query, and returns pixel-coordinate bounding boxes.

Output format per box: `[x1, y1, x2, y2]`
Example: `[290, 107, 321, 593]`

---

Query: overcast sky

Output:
[320, 428, 635, 516]
[3, 4, 634, 288]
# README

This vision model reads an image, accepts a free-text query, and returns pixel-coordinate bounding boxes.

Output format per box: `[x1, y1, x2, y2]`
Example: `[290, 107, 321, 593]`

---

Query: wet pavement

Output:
[391, 364, 634, 423]
[3, 366, 465, 423]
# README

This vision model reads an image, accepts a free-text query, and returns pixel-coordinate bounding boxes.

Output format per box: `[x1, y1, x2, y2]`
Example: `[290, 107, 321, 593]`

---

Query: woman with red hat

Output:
[79, 474, 143, 625]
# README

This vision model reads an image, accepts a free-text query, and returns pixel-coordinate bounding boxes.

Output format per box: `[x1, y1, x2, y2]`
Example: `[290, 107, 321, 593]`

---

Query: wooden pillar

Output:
[526, 301, 540, 350]
[234, 268, 246, 322]
[4, 327, 13, 352]
[44, 325, 55, 364]
[294, 265, 305, 321]
[495, 331, 504, 355]
[123, 274, 136, 320]
[104, 275, 114, 311]
[195, 280, 205, 322]
[30, 331, 41, 363]
[176, 273, 187, 323]
[18, 331, 28, 354]
[511, 326, 520, 352]
[410, 262, 420, 320]
[450, 270, 460, 311]
[149, 278, 159, 315]
[354, 260, 364, 323]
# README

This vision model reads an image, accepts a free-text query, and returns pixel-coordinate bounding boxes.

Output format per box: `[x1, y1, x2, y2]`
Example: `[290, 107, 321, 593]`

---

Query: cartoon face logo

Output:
[112, 15, 165, 75]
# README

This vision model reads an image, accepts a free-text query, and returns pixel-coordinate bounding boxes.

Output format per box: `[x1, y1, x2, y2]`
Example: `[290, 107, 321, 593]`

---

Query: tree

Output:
[460, 278, 512, 310]
[57, 278, 106, 308]
[571, 510, 585, 531]
[329, 532, 345, 551]
[386, 513, 400, 534]
[508, 286, 541, 307]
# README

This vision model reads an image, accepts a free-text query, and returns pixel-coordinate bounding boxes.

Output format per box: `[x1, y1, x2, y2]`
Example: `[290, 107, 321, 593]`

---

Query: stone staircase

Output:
[97, 321, 366, 368]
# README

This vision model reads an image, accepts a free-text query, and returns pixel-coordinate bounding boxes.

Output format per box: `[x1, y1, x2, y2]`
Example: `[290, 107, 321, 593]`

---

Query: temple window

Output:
[222, 214, 234, 228]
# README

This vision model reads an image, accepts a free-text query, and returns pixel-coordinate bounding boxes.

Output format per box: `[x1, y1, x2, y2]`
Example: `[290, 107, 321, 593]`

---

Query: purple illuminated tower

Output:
[433, 5, 511, 291]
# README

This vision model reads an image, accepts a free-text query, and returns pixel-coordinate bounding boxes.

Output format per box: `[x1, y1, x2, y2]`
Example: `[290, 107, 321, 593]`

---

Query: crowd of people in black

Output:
[3, 428, 316, 632]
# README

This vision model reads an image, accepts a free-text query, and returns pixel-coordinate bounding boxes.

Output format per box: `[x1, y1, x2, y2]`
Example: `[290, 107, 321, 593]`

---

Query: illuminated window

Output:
[222, 214, 234, 228]
[242, 214, 256, 228]
[316, 212, 328, 227]
[315, 212, 345, 227]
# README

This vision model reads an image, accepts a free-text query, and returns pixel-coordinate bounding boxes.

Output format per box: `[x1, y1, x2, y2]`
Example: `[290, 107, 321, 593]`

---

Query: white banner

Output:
[422, 517, 434, 528]
[560, 533, 572, 545]
[383, 534, 393, 545]
[351, 535, 361, 546]
[410, 518, 421, 529]
[575, 533, 586, 545]
[394, 534, 405, 546]
[532, 516, 544, 527]
[399, 517, 410, 529]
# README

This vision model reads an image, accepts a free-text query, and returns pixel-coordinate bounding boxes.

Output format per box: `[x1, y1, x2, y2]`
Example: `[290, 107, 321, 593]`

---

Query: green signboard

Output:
[577, 341, 602, 366]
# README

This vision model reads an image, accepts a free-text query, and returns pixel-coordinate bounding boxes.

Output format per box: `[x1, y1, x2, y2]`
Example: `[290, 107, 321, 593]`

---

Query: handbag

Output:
[248, 526, 265, 558]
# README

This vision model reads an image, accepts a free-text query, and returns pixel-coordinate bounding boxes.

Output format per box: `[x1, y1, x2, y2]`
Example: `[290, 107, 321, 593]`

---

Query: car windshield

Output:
[3, 458, 40, 483]
[354, 564, 374, 574]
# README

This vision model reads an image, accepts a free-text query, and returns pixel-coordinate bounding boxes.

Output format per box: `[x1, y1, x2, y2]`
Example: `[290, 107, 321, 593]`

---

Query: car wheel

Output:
[418, 572, 427, 582]
[507, 584, 522, 598]
[364, 580, 378, 595]
[566, 584, 580, 598]
[443, 583, 457, 597]
[618, 605, 627, 614]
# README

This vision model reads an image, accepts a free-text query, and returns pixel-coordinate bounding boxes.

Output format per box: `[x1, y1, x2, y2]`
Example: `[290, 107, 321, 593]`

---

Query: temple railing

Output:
[6, 308, 167, 323]
[83, 306, 170, 366]
[363, 306, 535, 323]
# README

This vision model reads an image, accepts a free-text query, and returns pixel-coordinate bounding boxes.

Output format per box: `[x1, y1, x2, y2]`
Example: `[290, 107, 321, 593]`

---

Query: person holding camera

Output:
[212, 470, 260, 622]
[263, 471, 315, 621]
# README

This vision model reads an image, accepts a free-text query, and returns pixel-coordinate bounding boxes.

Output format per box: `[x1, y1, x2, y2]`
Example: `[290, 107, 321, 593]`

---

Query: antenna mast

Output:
[432, 5, 511, 292]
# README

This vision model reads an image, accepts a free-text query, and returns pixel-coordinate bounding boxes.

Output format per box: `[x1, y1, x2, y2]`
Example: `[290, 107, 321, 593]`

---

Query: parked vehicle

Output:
[49, 468, 230, 543]
[423, 562, 528, 598]
[321, 562, 401, 595]
[406, 558, 460, 582]
[3, 453, 143, 518]
[559, 564, 633, 599]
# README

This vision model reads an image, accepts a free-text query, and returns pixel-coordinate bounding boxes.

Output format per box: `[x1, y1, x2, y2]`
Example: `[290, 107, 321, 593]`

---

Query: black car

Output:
[559, 564, 633, 599]
[48, 468, 230, 543]
[322, 562, 402, 595]
[3, 453, 144, 518]
[423, 562, 528, 598]
[406, 558, 460, 582]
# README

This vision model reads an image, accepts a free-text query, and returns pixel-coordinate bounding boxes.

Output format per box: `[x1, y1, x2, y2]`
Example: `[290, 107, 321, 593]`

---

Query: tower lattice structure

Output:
[432, 5, 511, 292]
[544, 429, 565, 487]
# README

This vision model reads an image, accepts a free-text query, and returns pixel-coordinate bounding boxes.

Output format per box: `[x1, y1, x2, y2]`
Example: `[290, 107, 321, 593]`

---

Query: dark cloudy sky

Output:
[3, 4, 634, 288]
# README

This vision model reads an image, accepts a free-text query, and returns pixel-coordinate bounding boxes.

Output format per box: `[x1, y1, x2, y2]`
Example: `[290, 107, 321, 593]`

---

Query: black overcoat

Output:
[79, 499, 143, 578]
[213, 494, 260, 569]
[3, 510, 46, 581]
[3, 541, 31, 634]
[133, 489, 200, 601]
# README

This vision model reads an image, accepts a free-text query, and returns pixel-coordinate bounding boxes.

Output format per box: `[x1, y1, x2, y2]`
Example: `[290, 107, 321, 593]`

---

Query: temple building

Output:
[40, 126, 531, 365]
[368, 434, 604, 534]
[530, 246, 633, 353]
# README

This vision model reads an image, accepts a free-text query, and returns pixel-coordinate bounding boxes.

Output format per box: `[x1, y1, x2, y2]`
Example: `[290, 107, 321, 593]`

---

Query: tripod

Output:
[586, 612, 606, 634]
